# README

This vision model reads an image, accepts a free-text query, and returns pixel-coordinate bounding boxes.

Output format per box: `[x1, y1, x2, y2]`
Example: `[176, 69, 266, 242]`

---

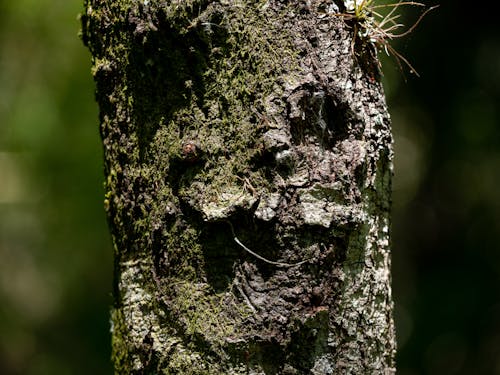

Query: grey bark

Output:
[81, 0, 396, 373]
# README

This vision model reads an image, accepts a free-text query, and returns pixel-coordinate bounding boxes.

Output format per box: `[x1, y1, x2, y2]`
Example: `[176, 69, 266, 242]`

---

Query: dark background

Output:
[0, 1, 498, 374]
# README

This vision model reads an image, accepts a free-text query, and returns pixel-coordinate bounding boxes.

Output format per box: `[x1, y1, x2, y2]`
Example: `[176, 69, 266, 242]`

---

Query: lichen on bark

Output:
[82, 0, 396, 373]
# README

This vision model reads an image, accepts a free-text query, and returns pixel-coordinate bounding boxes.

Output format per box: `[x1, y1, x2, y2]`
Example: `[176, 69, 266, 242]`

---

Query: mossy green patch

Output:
[83, 0, 308, 372]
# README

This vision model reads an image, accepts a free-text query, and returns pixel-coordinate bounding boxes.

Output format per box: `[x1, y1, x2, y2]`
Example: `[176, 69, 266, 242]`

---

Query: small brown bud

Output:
[181, 141, 199, 163]
[311, 286, 323, 306]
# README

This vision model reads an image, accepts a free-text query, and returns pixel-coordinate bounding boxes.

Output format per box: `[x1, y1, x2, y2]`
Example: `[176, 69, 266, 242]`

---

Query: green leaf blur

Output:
[384, 1, 500, 374]
[0, 1, 112, 374]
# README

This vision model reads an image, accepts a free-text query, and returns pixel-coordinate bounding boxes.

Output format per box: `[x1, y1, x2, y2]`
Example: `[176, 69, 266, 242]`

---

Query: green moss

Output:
[173, 282, 238, 340]
[162, 224, 203, 280]
[110, 308, 132, 373]
[84, 0, 303, 371]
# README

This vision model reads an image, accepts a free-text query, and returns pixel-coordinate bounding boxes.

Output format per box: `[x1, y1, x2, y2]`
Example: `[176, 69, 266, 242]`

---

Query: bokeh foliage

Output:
[0, 0, 499, 374]
[0, 0, 112, 374]
[387, 1, 500, 374]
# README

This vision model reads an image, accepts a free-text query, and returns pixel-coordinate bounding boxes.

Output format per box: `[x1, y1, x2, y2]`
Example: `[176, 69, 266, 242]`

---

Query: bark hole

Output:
[289, 89, 352, 148]
[199, 220, 239, 292]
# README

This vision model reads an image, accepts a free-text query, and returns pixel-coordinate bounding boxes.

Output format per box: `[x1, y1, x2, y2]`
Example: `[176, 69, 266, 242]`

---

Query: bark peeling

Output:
[82, 0, 396, 373]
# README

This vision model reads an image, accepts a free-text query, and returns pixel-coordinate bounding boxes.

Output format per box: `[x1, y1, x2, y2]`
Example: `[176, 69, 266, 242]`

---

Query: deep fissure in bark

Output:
[82, 0, 396, 373]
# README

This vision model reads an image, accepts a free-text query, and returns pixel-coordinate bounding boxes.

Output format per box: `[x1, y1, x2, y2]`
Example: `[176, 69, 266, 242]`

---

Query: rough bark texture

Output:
[82, 0, 396, 373]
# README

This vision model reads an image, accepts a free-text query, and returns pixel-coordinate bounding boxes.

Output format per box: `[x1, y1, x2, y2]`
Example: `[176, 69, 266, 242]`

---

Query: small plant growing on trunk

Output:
[337, 0, 438, 76]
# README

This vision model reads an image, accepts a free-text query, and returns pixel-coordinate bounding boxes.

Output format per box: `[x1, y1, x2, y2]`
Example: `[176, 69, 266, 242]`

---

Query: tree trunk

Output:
[81, 0, 396, 373]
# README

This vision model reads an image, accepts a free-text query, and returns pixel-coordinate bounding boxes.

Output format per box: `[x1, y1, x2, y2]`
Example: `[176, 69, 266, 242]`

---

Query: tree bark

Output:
[82, 0, 396, 373]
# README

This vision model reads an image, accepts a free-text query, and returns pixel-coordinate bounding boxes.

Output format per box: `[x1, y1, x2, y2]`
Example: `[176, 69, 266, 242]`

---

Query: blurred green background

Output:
[0, 0, 112, 374]
[0, 0, 498, 374]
